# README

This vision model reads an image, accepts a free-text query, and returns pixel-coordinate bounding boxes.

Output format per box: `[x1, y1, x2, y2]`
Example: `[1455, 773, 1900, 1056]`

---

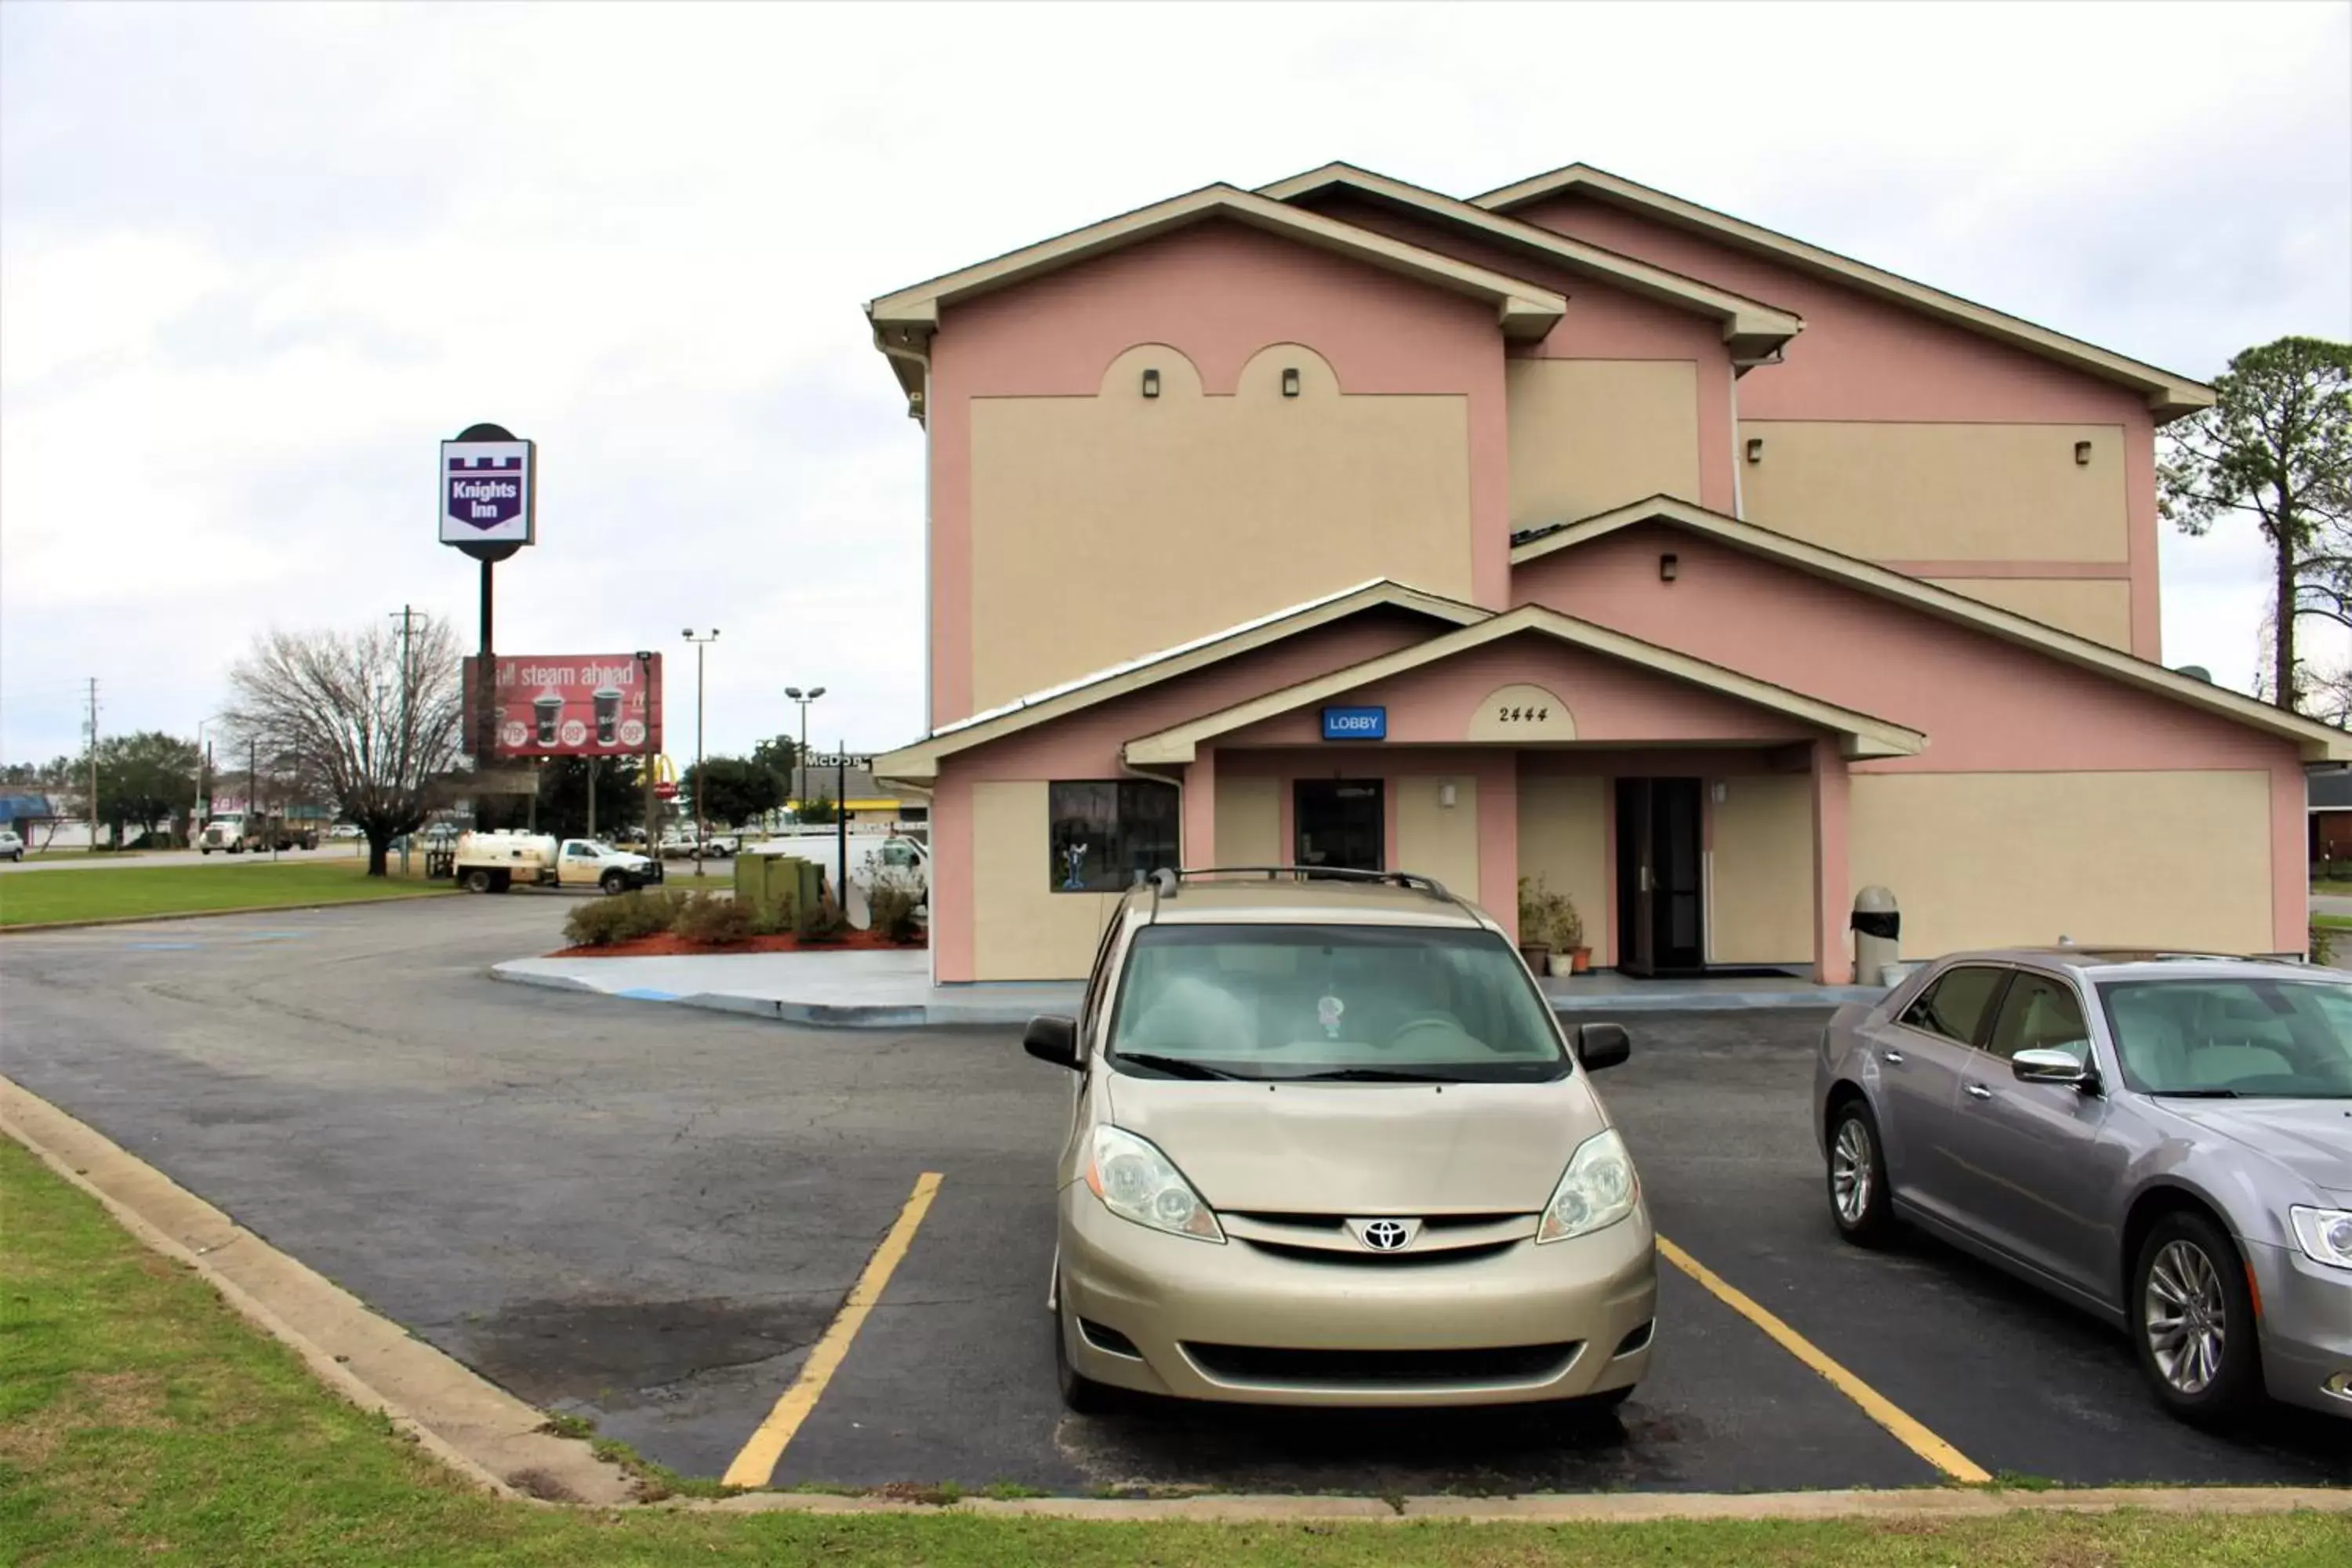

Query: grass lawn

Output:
[2, 1139, 2346, 1566]
[2313, 880, 2352, 897]
[0, 858, 449, 927]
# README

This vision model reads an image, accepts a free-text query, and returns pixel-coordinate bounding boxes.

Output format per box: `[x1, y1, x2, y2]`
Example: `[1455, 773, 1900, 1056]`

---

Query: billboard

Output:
[441, 438, 535, 546]
[462, 653, 662, 758]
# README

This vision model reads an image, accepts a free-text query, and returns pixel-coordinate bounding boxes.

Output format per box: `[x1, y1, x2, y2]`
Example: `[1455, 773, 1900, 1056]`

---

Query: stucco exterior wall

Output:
[1214, 773, 1282, 866]
[1395, 774, 1483, 904]
[929, 219, 1511, 725]
[1848, 770, 2274, 956]
[1512, 194, 2163, 660]
[1516, 771, 1610, 964]
[1739, 420, 2126, 561]
[1707, 772, 1814, 964]
[1921, 576, 2133, 650]
[968, 343, 1475, 711]
[1508, 360, 1702, 528]
[970, 779, 1123, 981]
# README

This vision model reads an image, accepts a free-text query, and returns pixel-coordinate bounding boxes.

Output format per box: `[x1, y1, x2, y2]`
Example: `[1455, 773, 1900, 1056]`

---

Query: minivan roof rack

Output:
[1131, 865, 1462, 923]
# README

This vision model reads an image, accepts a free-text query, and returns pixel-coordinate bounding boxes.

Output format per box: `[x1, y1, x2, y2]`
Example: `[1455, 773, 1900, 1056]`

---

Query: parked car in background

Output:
[1816, 948, 2352, 1425]
[1024, 866, 1652, 1415]
[0, 829, 22, 862]
[328, 823, 363, 840]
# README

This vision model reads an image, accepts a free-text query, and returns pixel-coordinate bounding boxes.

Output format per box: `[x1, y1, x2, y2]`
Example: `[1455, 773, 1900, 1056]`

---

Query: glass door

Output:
[1294, 779, 1384, 873]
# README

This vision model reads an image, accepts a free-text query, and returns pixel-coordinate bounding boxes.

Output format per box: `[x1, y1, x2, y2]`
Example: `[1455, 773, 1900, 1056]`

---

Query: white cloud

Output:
[2, 0, 2347, 760]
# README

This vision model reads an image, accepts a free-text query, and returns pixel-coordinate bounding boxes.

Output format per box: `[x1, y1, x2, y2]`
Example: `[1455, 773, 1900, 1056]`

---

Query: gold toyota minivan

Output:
[1025, 867, 1656, 1412]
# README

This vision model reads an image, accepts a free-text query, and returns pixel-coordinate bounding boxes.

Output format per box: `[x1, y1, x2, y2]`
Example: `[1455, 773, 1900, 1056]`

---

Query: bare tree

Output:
[226, 617, 464, 876]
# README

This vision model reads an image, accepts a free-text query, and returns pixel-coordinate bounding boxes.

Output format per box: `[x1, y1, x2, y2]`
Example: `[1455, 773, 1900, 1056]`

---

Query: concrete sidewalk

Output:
[490, 948, 1882, 1029]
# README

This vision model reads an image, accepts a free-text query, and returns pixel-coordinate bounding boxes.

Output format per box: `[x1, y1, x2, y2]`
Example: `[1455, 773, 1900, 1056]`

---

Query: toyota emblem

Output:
[1351, 1218, 1420, 1251]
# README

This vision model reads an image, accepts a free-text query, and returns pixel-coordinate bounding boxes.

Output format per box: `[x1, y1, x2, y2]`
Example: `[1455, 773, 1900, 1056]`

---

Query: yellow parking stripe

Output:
[1657, 1235, 1991, 1484]
[720, 1171, 944, 1489]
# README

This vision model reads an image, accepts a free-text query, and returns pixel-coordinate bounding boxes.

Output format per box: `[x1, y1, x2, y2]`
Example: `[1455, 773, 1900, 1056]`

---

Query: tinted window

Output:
[1107, 924, 1566, 1083]
[1899, 966, 2006, 1045]
[2101, 978, 2352, 1098]
[1048, 781, 1178, 892]
[1985, 974, 2092, 1065]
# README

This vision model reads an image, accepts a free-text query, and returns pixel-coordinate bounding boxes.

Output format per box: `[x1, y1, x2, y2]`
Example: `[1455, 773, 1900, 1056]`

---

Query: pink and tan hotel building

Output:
[869, 162, 2347, 984]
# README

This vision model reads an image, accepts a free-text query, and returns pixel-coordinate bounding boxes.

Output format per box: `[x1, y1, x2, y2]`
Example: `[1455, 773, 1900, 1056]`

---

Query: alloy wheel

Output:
[2143, 1238, 2227, 1395]
[1831, 1116, 1874, 1225]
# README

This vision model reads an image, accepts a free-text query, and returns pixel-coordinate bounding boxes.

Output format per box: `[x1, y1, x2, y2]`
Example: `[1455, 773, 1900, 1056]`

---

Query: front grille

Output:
[1225, 1211, 1523, 1231]
[1242, 1237, 1518, 1268]
[1182, 1340, 1581, 1388]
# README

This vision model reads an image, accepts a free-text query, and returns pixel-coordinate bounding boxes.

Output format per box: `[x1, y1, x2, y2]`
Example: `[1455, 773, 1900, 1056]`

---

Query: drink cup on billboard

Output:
[534, 691, 564, 746]
[593, 686, 623, 746]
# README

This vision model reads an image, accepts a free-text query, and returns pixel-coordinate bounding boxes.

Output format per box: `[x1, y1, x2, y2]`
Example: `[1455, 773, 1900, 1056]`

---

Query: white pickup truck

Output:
[452, 831, 662, 895]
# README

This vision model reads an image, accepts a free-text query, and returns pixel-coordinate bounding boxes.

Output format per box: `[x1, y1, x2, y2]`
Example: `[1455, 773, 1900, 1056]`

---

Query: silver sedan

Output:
[1814, 949, 2351, 1424]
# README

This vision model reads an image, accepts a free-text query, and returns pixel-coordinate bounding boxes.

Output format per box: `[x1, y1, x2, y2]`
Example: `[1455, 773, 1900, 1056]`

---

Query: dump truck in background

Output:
[451, 831, 662, 895]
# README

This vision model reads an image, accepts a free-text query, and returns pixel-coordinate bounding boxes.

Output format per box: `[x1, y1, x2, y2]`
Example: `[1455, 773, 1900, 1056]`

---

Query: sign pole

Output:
[441, 421, 533, 834]
[636, 652, 657, 855]
[837, 742, 848, 906]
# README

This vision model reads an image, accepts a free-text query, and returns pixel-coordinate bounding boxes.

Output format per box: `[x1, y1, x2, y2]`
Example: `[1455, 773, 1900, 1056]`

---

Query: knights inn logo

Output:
[439, 438, 534, 543]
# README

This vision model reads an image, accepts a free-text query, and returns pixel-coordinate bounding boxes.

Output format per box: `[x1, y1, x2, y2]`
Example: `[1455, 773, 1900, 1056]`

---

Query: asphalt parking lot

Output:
[2, 897, 2344, 1495]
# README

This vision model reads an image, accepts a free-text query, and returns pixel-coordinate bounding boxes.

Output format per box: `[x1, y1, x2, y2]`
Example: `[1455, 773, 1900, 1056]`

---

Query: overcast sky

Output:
[3, 1, 2348, 768]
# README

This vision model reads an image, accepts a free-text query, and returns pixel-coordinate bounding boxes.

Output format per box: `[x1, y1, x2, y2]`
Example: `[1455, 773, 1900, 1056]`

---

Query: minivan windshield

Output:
[1106, 924, 1568, 1083]
[2100, 978, 2352, 1098]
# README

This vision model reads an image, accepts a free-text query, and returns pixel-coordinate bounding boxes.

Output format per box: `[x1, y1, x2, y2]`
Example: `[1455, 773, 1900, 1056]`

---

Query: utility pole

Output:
[83, 677, 99, 853]
[682, 630, 718, 875]
[391, 608, 421, 877]
[635, 652, 657, 855]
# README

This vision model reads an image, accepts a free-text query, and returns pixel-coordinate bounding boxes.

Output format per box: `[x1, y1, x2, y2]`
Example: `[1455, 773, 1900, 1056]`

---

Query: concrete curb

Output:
[10, 1074, 2344, 1526]
[0, 1076, 634, 1508]
[688, 1485, 2352, 1521]
[1, 891, 456, 935]
[488, 960, 1879, 1030]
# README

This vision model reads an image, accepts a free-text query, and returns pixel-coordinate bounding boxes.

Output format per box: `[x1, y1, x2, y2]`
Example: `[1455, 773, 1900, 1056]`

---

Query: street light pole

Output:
[784, 685, 825, 817]
[682, 630, 719, 875]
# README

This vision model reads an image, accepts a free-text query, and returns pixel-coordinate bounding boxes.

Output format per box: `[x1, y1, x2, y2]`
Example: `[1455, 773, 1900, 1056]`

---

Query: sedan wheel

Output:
[1825, 1101, 1896, 1247]
[2132, 1211, 2259, 1424]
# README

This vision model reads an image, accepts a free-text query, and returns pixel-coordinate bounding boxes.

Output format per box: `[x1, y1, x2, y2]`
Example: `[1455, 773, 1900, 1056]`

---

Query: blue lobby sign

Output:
[1321, 705, 1387, 741]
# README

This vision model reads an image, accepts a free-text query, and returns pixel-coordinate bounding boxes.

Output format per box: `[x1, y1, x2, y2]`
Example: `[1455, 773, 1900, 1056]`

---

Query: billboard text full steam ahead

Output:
[462, 654, 663, 758]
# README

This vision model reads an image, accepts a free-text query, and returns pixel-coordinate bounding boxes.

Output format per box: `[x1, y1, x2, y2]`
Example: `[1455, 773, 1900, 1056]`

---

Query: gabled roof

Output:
[1511, 495, 2352, 761]
[872, 581, 1488, 782]
[864, 183, 1569, 419]
[1258, 162, 1802, 361]
[1123, 603, 1925, 765]
[1471, 164, 2214, 420]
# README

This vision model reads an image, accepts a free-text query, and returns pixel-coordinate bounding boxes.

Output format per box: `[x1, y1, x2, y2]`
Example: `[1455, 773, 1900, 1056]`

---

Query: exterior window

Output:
[1047, 780, 1178, 892]
[1898, 965, 2006, 1046]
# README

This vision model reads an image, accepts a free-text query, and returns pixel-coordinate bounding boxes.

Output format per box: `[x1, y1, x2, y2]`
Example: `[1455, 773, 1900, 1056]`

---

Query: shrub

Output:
[563, 898, 633, 948]
[2312, 921, 2337, 968]
[1516, 874, 1581, 950]
[797, 895, 848, 944]
[673, 891, 753, 946]
[618, 887, 688, 941]
[866, 868, 924, 945]
[746, 895, 793, 937]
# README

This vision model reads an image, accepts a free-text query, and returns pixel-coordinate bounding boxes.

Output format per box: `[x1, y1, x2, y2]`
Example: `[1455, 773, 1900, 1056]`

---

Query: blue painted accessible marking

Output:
[615, 987, 682, 1002]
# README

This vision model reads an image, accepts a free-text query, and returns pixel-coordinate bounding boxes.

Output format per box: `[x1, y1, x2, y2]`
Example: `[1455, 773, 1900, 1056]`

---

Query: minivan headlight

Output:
[1536, 1128, 1639, 1244]
[2289, 1207, 2352, 1270]
[1086, 1126, 1224, 1243]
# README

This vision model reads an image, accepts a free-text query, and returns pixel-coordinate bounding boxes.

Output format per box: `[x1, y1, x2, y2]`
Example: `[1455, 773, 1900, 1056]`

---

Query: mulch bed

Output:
[548, 927, 923, 959]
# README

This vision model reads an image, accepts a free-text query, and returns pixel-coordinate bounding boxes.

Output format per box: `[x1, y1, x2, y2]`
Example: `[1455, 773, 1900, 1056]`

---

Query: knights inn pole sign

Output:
[440, 427, 535, 558]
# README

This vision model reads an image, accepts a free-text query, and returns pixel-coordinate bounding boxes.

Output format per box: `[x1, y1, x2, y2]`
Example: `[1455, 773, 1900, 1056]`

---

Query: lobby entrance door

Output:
[1294, 779, 1384, 873]
[1615, 777, 1704, 975]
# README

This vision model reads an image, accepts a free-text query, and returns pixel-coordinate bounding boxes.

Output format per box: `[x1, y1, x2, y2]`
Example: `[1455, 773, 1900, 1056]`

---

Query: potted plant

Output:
[1556, 894, 1591, 975]
[1515, 876, 1555, 975]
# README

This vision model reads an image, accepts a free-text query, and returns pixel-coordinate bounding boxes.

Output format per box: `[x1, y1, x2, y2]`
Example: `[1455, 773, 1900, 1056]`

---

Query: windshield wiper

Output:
[2151, 1088, 2241, 1098]
[1281, 1067, 1456, 1083]
[1111, 1053, 1247, 1081]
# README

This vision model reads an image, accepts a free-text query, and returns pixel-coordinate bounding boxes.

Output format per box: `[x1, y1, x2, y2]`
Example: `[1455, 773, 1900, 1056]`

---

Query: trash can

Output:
[1852, 887, 1900, 987]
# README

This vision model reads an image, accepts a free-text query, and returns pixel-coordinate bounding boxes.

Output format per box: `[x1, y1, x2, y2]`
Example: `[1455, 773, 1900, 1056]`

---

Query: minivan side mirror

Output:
[1575, 1022, 1631, 1073]
[1022, 1014, 1083, 1071]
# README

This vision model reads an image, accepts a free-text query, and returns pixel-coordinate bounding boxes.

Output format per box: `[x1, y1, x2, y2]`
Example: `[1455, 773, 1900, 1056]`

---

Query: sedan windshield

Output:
[1106, 924, 1568, 1083]
[2100, 978, 2352, 1098]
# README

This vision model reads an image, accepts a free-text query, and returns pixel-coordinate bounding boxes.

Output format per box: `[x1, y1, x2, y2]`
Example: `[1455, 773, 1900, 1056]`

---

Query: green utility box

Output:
[735, 853, 821, 925]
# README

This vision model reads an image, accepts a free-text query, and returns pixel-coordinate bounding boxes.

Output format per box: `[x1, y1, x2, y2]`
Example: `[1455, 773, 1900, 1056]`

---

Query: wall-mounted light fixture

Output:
[1659, 552, 1679, 583]
[2074, 440, 2092, 465]
[1745, 437, 1765, 464]
[1142, 368, 1160, 398]
[1439, 782, 1457, 809]
[1281, 367, 1301, 397]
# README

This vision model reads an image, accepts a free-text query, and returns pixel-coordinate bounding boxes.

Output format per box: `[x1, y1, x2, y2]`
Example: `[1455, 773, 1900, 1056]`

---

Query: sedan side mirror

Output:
[2012, 1047, 2094, 1089]
[1575, 1022, 1631, 1073]
[1023, 1014, 1083, 1071]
